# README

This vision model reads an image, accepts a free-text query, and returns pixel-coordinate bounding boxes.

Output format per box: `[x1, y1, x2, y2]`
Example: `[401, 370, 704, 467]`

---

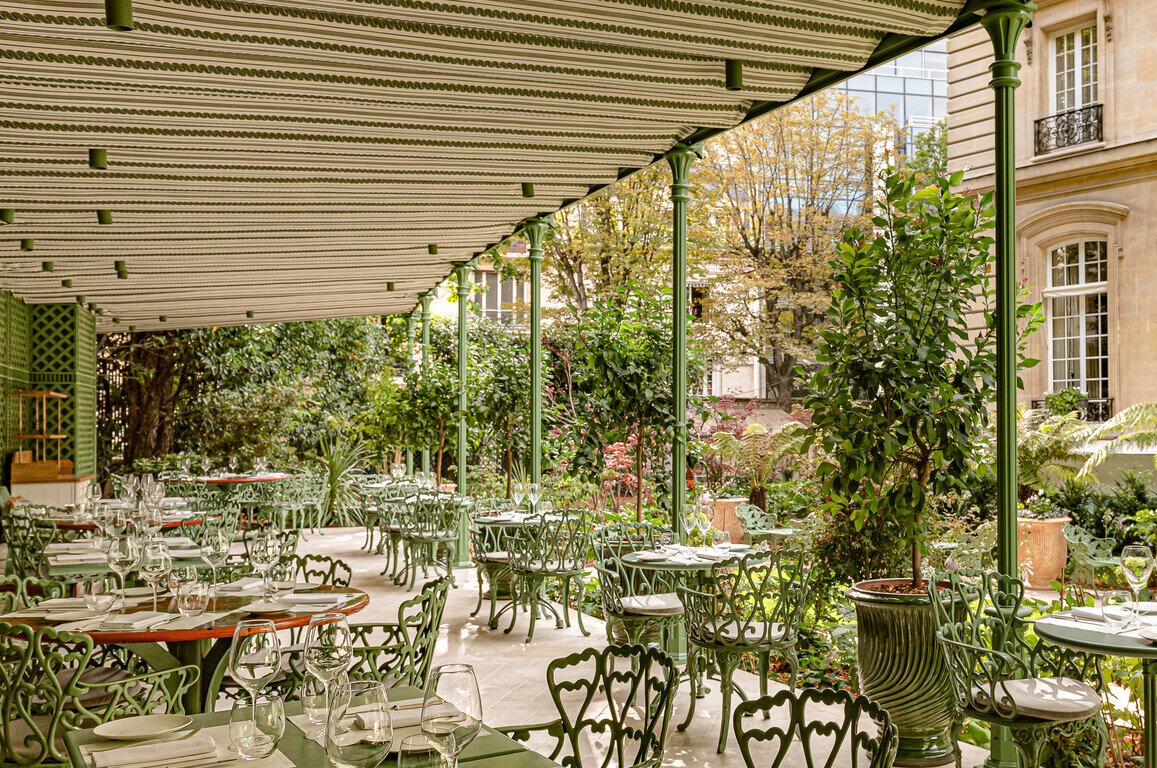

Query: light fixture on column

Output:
[89, 148, 108, 170]
[112, 317, 120, 324]
[521, 182, 535, 198]
[41, 261, 53, 272]
[159, 315, 167, 322]
[20, 239, 33, 251]
[97, 210, 113, 225]
[129, 325, 136, 332]
[387, 282, 395, 292]
[724, 59, 743, 91]
[75, 295, 85, 304]
[427, 243, 438, 255]
[246, 310, 254, 319]
[115, 260, 127, 279]
[0, 209, 13, 225]
[61, 279, 72, 288]
[105, 0, 133, 31]
[88, 303, 97, 311]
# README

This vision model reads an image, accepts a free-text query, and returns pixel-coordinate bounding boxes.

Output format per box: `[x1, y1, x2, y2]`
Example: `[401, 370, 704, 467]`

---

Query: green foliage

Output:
[705, 422, 807, 509]
[1017, 407, 1089, 500]
[805, 168, 1006, 588]
[401, 358, 460, 482]
[902, 119, 947, 186]
[318, 432, 368, 527]
[1044, 386, 1085, 415]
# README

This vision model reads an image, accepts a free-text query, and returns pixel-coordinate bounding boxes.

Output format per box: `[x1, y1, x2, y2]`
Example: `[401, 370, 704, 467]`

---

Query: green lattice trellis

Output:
[0, 292, 33, 486]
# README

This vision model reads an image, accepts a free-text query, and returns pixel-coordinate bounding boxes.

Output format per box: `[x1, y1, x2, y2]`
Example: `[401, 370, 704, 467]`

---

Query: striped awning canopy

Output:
[0, 0, 991, 331]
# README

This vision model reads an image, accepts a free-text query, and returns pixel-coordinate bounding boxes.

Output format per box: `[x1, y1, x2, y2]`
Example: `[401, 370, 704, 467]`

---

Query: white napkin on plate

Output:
[37, 597, 90, 609]
[632, 551, 667, 562]
[89, 733, 217, 768]
[168, 549, 203, 559]
[100, 611, 173, 630]
[284, 592, 344, 604]
[218, 577, 264, 594]
[51, 552, 108, 564]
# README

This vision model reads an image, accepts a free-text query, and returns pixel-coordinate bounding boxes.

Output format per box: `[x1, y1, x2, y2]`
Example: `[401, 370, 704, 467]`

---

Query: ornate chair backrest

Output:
[541, 510, 593, 575]
[348, 576, 450, 689]
[289, 554, 352, 587]
[472, 498, 508, 515]
[0, 622, 195, 766]
[547, 644, 678, 768]
[413, 495, 461, 539]
[469, 522, 509, 564]
[592, 522, 670, 559]
[594, 557, 679, 618]
[2, 509, 56, 578]
[735, 502, 778, 531]
[679, 549, 811, 651]
[733, 687, 898, 768]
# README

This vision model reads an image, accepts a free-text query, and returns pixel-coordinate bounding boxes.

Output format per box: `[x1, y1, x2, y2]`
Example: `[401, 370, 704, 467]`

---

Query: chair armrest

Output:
[491, 720, 567, 761]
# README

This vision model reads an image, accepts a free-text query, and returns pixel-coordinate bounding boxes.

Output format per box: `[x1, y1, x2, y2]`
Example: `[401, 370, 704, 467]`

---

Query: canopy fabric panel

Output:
[0, 0, 978, 331]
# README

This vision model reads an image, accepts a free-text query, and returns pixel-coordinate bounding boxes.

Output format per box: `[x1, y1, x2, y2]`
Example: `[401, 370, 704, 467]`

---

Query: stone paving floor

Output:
[307, 527, 989, 767]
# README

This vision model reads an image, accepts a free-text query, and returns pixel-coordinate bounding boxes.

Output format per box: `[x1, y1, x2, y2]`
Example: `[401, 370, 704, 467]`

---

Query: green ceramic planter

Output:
[846, 579, 955, 767]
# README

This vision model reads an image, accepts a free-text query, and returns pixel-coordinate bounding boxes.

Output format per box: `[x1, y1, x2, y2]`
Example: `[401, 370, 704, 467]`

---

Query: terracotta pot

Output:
[1017, 516, 1071, 589]
[846, 579, 955, 767]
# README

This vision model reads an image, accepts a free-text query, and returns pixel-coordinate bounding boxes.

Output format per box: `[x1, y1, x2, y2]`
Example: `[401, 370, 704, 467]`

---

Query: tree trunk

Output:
[505, 446, 513, 499]
[635, 428, 645, 523]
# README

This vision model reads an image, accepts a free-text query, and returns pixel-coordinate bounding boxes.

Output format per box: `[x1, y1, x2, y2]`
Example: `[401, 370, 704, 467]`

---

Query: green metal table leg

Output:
[1146, 660, 1157, 768]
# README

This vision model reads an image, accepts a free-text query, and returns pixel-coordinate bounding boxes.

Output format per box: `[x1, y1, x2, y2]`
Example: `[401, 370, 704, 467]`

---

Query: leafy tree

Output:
[468, 319, 532, 496]
[401, 358, 460, 483]
[805, 169, 1010, 591]
[903, 118, 948, 185]
[693, 89, 898, 408]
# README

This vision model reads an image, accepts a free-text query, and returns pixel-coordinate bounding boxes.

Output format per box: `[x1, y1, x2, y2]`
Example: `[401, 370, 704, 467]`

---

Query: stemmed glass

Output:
[526, 483, 540, 514]
[249, 530, 280, 599]
[105, 535, 139, 608]
[421, 663, 482, 768]
[139, 504, 164, 541]
[200, 457, 212, 477]
[1120, 544, 1154, 621]
[511, 483, 525, 512]
[180, 456, 192, 477]
[304, 612, 353, 735]
[229, 456, 239, 474]
[139, 541, 173, 611]
[92, 503, 115, 548]
[228, 620, 283, 726]
[327, 679, 392, 768]
[202, 528, 232, 597]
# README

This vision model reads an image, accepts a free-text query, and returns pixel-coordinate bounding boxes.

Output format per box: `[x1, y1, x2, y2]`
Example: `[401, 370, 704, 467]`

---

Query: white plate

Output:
[93, 714, 193, 741]
[1139, 627, 1157, 642]
[248, 600, 292, 614]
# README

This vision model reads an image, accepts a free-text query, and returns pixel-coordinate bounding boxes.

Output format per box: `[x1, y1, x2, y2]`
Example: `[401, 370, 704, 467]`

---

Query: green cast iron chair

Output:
[2, 509, 56, 579]
[1062, 522, 1121, 589]
[591, 521, 670, 559]
[593, 557, 683, 648]
[734, 502, 779, 545]
[677, 548, 813, 753]
[0, 622, 199, 767]
[929, 568, 1107, 768]
[469, 520, 513, 628]
[503, 509, 593, 642]
[495, 643, 679, 768]
[398, 494, 462, 590]
[346, 576, 450, 691]
[732, 687, 898, 768]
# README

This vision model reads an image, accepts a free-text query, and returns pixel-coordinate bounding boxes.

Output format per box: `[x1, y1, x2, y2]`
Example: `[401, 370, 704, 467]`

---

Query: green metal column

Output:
[454, 263, 472, 566]
[405, 311, 417, 477]
[981, 5, 1035, 767]
[524, 218, 550, 485]
[666, 144, 699, 542]
[420, 292, 433, 476]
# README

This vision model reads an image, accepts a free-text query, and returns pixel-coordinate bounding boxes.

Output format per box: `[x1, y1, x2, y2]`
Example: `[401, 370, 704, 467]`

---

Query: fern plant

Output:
[319, 431, 368, 527]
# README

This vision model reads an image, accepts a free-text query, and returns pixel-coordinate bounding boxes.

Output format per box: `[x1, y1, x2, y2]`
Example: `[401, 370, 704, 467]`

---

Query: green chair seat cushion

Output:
[620, 593, 683, 616]
[972, 677, 1101, 721]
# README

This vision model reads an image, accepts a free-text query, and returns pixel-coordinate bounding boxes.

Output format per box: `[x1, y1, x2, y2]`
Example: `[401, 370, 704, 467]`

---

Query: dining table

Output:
[45, 537, 209, 578]
[1035, 606, 1157, 767]
[4, 583, 368, 714]
[65, 686, 562, 768]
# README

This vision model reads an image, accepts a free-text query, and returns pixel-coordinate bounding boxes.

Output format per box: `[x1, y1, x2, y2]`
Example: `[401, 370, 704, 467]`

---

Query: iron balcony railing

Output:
[1034, 103, 1103, 155]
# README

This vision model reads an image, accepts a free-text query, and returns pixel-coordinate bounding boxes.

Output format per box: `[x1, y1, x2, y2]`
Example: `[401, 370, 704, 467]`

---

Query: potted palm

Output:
[805, 169, 1036, 765]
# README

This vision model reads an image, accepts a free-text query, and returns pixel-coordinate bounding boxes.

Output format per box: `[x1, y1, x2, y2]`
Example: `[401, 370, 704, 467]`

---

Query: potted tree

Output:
[805, 168, 1036, 765]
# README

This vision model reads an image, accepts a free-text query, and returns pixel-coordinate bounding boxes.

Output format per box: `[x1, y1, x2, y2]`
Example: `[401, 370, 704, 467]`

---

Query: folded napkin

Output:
[284, 592, 344, 604]
[168, 548, 203, 559]
[1072, 606, 1131, 623]
[218, 577, 264, 594]
[166, 536, 198, 548]
[37, 597, 90, 609]
[46, 541, 101, 553]
[89, 733, 217, 768]
[51, 552, 108, 564]
[352, 699, 432, 730]
[100, 611, 173, 630]
[161, 497, 187, 508]
[696, 549, 734, 562]
[632, 551, 667, 562]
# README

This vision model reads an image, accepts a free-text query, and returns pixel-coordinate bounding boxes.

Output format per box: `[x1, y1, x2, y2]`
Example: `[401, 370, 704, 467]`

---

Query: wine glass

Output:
[304, 612, 353, 732]
[249, 530, 281, 599]
[180, 456, 192, 477]
[229, 691, 284, 759]
[327, 679, 393, 768]
[80, 576, 117, 614]
[139, 503, 164, 541]
[139, 541, 173, 611]
[202, 528, 232, 596]
[526, 483, 540, 513]
[511, 483, 525, 511]
[422, 663, 482, 768]
[229, 456, 239, 474]
[712, 529, 732, 553]
[92, 503, 115, 548]
[105, 535, 139, 607]
[200, 457, 212, 476]
[1121, 544, 1153, 620]
[228, 620, 282, 715]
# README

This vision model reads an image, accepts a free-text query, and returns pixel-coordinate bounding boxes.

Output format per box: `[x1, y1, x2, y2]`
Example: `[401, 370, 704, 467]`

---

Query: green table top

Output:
[65, 689, 561, 768]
